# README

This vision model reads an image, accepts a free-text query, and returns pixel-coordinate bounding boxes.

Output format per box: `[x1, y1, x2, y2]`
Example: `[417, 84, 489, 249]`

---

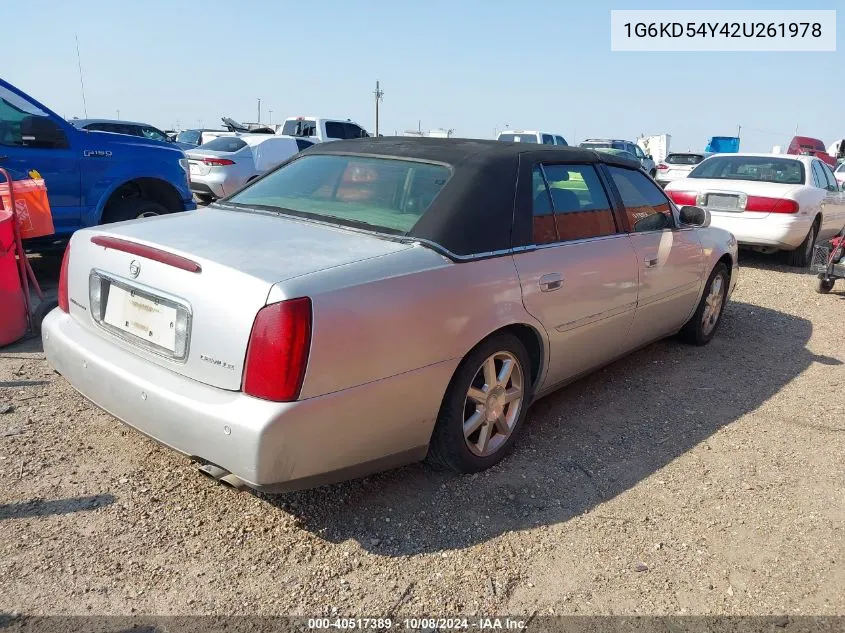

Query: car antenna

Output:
[75, 33, 89, 118]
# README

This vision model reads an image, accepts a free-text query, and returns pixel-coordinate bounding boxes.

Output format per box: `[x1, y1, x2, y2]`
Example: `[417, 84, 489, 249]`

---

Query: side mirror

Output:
[679, 205, 710, 227]
[20, 116, 69, 149]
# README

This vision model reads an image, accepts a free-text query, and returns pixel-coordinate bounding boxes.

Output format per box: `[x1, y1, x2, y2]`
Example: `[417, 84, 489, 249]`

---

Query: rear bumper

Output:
[707, 213, 811, 250]
[42, 309, 454, 492]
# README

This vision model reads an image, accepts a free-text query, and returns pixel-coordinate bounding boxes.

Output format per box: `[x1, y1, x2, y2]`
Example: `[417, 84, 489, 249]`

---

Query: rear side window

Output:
[554, 136, 568, 146]
[608, 166, 674, 232]
[811, 161, 827, 188]
[325, 122, 344, 139]
[531, 164, 617, 243]
[542, 134, 554, 145]
[665, 153, 704, 165]
[198, 136, 247, 152]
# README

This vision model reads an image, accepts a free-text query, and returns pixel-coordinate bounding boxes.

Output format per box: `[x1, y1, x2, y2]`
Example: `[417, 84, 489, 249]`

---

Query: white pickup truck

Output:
[278, 116, 369, 143]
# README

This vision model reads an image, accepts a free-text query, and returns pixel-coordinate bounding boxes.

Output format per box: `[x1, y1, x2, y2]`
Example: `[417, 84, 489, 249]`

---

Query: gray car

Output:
[42, 139, 738, 493]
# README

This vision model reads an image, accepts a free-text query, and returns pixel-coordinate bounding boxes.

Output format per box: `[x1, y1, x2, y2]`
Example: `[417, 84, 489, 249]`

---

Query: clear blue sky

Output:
[3, 0, 842, 152]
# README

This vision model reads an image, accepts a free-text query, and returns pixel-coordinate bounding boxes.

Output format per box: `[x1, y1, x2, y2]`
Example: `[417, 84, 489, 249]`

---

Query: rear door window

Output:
[554, 136, 568, 146]
[541, 134, 555, 145]
[532, 164, 618, 242]
[608, 166, 675, 232]
[325, 122, 345, 139]
[810, 161, 827, 188]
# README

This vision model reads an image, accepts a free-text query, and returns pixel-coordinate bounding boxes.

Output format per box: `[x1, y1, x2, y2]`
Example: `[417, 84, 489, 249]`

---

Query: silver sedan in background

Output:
[42, 139, 738, 493]
[187, 134, 314, 202]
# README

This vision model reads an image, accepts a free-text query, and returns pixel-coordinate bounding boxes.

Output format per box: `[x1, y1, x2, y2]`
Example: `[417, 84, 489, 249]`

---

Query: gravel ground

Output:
[1, 253, 844, 617]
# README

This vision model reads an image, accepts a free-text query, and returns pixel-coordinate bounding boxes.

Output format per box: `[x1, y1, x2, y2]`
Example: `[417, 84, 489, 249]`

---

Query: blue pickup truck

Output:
[0, 78, 195, 243]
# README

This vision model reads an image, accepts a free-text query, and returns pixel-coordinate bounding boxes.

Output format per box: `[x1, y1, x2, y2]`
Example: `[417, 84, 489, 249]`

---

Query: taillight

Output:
[202, 158, 235, 166]
[667, 190, 697, 206]
[242, 297, 312, 402]
[58, 242, 71, 313]
[657, 164, 668, 170]
[744, 196, 799, 214]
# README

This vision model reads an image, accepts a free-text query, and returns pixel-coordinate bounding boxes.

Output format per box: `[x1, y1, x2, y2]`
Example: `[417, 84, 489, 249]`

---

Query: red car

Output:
[787, 136, 837, 168]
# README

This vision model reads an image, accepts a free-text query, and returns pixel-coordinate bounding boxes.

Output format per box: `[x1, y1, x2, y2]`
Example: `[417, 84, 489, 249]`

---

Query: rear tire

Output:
[786, 221, 818, 268]
[32, 299, 59, 335]
[426, 333, 533, 474]
[102, 198, 169, 224]
[679, 262, 729, 346]
[814, 276, 834, 294]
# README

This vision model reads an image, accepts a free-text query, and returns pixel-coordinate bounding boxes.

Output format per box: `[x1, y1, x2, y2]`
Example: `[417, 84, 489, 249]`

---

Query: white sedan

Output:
[187, 134, 314, 202]
[665, 153, 845, 266]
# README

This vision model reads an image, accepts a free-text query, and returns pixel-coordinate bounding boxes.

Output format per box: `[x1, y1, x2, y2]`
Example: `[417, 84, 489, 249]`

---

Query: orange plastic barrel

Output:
[0, 208, 27, 346]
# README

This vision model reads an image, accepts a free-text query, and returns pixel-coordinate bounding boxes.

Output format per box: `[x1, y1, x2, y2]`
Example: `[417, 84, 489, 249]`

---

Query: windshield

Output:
[665, 153, 705, 165]
[226, 154, 451, 234]
[176, 130, 201, 145]
[282, 119, 317, 137]
[689, 156, 805, 184]
[197, 136, 247, 152]
[498, 133, 539, 144]
[580, 141, 625, 151]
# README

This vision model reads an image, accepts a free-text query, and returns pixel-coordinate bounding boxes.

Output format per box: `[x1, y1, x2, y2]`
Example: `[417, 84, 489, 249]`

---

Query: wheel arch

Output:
[97, 177, 186, 223]
[459, 322, 547, 392]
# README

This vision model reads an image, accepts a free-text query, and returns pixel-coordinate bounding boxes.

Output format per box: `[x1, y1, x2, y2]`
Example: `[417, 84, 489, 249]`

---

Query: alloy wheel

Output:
[701, 273, 726, 336]
[463, 351, 524, 457]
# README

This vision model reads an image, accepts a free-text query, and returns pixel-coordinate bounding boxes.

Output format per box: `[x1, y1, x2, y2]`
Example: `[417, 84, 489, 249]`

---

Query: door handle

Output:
[539, 273, 563, 292]
[644, 257, 659, 268]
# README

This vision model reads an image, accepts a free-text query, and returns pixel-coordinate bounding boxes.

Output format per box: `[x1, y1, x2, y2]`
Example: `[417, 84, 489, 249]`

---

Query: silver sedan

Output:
[42, 139, 738, 492]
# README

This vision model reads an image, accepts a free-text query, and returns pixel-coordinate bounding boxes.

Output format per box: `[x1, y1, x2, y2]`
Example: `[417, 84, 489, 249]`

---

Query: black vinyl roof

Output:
[299, 137, 642, 257]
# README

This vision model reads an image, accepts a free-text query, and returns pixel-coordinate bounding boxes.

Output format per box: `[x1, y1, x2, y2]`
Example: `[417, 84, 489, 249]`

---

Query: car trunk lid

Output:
[66, 206, 414, 390]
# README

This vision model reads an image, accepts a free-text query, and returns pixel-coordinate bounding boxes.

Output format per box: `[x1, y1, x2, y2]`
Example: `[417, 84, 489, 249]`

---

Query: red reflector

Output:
[202, 158, 235, 166]
[90, 236, 202, 273]
[744, 196, 799, 214]
[242, 298, 312, 402]
[58, 242, 71, 313]
[667, 190, 697, 206]
[657, 164, 668, 170]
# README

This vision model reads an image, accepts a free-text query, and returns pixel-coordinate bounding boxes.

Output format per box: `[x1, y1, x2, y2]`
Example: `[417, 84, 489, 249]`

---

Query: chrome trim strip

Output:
[555, 302, 637, 333]
[89, 269, 193, 363]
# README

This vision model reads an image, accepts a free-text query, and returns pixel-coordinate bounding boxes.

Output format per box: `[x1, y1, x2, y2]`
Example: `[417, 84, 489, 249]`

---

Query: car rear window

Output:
[226, 154, 451, 234]
[282, 119, 318, 137]
[580, 141, 626, 151]
[176, 130, 201, 145]
[665, 153, 705, 165]
[197, 136, 247, 152]
[498, 133, 539, 144]
[689, 156, 804, 185]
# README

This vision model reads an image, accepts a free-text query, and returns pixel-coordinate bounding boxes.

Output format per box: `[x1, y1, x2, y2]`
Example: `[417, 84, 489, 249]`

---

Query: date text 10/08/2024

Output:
[307, 617, 528, 630]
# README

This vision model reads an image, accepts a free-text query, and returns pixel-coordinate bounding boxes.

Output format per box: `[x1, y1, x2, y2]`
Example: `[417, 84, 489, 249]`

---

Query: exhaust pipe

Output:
[197, 463, 246, 490]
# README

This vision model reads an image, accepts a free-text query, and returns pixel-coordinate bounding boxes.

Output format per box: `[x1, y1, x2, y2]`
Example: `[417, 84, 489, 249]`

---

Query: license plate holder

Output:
[91, 271, 192, 360]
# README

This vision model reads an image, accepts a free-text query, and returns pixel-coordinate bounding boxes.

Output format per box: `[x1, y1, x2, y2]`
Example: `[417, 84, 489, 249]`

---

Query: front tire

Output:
[427, 333, 533, 473]
[679, 262, 729, 346]
[102, 198, 169, 224]
[814, 276, 834, 294]
[786, 221, 818, 268]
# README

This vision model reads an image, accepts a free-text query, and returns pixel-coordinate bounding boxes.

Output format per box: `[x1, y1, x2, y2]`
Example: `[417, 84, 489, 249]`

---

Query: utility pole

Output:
[116, 109, 120, 120]
[257, 98, 261, 124]
[374, 80, 384, 136]
[269, 110, 273, 125]
[737, 124, 741, 139]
